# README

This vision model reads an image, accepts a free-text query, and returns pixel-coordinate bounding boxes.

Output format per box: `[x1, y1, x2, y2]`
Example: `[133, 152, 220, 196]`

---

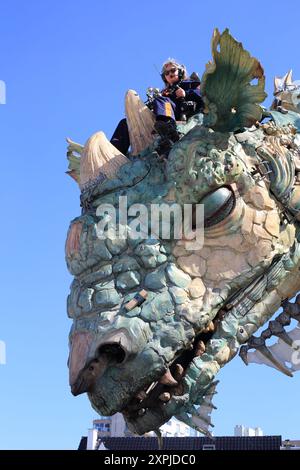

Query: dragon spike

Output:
[175, 412, 213, 437]
[66, 169, 80, 183]
[185, 384, 218, 433]
[66, 137, 84, 155]
[205, 380, 219, 396]
[285, 69, 293, 87]
[269, 320, 295, 348]
[80, 131, 129, 188]
[249, 338, 293, 377]
[203, 398, 217, 410]
[239, 344, 249, 365]
[193, 407, 214, 427]
[125, 89, 155, 155]
[284, 301, 300, 322]
[274, 70, 293, 94]
[66, 137, 83, 184]
[192, 415, 213, 431]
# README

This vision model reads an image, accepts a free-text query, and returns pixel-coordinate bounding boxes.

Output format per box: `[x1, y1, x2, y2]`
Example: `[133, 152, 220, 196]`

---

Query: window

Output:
[202, 444, 216, 451]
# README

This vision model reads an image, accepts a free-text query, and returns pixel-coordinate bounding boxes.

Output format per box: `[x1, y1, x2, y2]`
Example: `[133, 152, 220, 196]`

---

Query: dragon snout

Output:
[68, 331, 94, 390]
[69, 331, 129, 396]
[71, 354, 110, 396]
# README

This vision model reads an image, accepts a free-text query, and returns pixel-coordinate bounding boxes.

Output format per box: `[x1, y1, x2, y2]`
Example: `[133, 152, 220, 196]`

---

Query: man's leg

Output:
[110, 118, 130, 154]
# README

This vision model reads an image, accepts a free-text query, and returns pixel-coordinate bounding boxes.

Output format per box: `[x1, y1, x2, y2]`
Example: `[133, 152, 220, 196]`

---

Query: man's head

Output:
[161, 59, 187, 85]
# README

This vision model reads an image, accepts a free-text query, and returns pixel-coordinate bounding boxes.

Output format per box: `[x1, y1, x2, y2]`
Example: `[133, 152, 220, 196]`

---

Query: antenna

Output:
[153, 63, 161, 76]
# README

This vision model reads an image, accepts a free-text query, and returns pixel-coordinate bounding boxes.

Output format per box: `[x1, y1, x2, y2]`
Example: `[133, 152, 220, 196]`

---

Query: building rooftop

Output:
[78, 435, 282, 451]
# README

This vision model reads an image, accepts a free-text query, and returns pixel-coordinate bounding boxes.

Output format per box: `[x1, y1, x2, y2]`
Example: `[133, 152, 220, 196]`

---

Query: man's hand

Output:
[175, 87, 186, 98]
[162, 88, 171, 97]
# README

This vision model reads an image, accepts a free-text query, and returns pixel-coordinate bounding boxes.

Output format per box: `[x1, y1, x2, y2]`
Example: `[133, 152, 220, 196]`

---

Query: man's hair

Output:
[161, 58, 188, 84]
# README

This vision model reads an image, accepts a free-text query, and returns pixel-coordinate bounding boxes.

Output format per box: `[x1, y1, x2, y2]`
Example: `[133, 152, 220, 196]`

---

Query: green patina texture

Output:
[65, 29, 300, 436]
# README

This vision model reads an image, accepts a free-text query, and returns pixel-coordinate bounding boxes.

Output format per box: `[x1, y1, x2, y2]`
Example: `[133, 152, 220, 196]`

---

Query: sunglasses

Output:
[164, 67, 177, 76]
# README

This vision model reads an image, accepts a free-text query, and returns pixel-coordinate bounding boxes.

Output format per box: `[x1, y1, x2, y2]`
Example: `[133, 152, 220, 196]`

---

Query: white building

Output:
[234, 425, 263, 437]
[86, 413, 128, 449]
[86, 414, 200, 448]
[156, 418, 201, 437]
[110, 413, 128, 437]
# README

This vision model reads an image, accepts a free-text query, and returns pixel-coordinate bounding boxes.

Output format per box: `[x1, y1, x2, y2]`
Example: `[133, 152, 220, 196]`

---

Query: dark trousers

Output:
[110, 102, 176, 155]
[110, 118, 130, 155]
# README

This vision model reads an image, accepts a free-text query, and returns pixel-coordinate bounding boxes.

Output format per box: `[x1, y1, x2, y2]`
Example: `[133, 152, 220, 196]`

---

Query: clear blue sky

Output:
[1, 0, 300, 450]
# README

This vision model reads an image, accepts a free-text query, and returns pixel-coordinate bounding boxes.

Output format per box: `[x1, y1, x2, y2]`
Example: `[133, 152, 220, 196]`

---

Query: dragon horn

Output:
[284, 69, 293, 87]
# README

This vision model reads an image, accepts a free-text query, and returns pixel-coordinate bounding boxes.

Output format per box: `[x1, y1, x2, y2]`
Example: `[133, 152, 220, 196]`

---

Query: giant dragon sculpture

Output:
[65, 29, 300, 437]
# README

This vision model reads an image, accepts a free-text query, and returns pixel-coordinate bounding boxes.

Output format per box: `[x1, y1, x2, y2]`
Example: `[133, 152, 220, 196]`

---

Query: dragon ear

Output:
[201, 28, 267, 132]
[66, 137, 83, 186]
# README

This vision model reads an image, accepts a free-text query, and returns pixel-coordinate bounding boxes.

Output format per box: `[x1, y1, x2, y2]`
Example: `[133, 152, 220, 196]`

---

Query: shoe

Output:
[156, 138, 173, 158]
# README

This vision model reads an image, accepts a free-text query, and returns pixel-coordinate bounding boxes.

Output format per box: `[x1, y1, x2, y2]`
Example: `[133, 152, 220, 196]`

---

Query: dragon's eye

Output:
[199, 186, 236, 228]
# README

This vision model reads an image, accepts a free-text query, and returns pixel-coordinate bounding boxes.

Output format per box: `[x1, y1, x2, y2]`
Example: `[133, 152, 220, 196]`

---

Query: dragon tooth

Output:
[202, 321, 215, 333]
[173, 364, 184, 381]
[173, 383, 184, 396]
[159, 369, 178, 387]
[195, 340, 206, 357]
[159, 392, 171, 402]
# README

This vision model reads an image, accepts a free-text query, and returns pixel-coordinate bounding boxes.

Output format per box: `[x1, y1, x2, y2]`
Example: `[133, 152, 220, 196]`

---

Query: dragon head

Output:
[65, 29, 300, 435]
[272, 69, 300, 115]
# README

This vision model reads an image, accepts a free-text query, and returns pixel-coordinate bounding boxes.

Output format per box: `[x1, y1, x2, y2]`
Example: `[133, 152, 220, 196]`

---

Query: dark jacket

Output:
[154, 79, 204, 120]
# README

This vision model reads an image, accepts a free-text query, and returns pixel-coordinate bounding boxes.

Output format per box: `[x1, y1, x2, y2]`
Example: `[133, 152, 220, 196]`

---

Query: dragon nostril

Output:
[98, 343, 126, 363]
